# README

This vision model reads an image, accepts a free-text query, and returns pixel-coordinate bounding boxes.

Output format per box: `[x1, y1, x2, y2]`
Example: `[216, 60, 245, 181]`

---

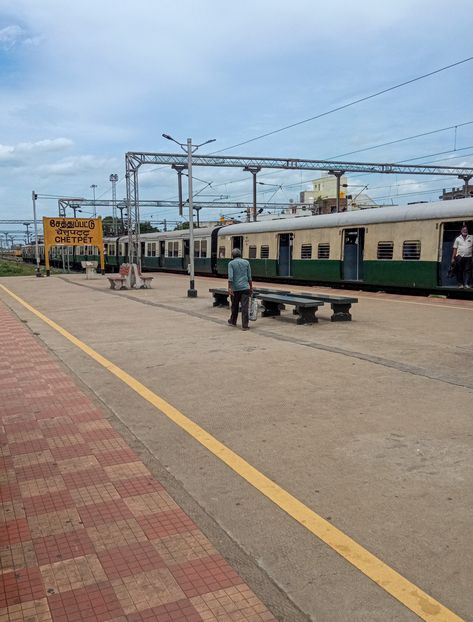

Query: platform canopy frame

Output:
[125, 151, 473, 267]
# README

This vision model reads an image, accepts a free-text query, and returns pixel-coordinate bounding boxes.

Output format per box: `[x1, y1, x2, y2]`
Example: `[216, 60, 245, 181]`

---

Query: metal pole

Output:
[329, 170, 345, 213]
[243, 166, 261, 221]
[187, 138, 197, 297]
[336, 175, 341, 213]
[172, 165, 186, 217]
[90, 184, 97, 217]
[252, 171, 258, 222]
[110, 174, 118, 234]
[134, 170, 141, 272]
[32, 191, 41, 277]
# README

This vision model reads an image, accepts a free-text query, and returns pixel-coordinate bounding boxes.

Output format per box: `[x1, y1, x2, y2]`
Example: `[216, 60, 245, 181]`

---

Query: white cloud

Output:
[0, 138, 73, 164]
[0, 24, 41, 50]
[38, 154, 118, 177]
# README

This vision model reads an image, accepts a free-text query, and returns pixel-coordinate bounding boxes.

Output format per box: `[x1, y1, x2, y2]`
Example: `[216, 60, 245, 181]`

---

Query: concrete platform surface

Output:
[1, 272, 472, 622]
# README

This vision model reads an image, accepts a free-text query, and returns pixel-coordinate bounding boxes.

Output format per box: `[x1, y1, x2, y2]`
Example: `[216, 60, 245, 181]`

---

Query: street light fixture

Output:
[162, 133, 216, 298]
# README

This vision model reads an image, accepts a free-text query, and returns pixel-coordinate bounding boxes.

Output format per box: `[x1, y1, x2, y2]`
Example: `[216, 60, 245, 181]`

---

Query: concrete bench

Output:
[209, 288, 231, 307]
[255, 293, 324, 325]
[254, 287, 357, 321]
[107, 275, 127, 290]
[290, 292, 358, 321]
[140, 276, 154, 289]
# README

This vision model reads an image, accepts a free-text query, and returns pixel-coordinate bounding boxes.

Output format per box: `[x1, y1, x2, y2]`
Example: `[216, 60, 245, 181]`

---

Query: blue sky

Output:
[1, 0, 473, 239]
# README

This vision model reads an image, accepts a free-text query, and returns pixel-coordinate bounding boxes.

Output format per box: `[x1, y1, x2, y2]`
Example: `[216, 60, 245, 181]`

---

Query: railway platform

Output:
[1, 271, 473, 622]
[0, 300, 276, 621]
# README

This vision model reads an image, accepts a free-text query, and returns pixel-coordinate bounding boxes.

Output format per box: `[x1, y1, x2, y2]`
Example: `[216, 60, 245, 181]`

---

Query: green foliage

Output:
[0, 260, 38, 276]
[140, 221, 160, 233]
[174, 221, 190, 230]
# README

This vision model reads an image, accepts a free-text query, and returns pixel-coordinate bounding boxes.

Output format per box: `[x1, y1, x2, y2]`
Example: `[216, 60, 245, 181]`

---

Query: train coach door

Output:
[159, 241, 165, 267]
[278, 233, 293, 277]
[184, 239, 190, 270]
[232, 236, 243, 252]
[439, 220, 473, 286]
[343, 228, 365, 281]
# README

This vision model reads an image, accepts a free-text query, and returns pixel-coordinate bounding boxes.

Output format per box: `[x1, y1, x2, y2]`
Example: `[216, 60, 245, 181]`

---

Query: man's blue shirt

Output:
[228, 257, 252, 291]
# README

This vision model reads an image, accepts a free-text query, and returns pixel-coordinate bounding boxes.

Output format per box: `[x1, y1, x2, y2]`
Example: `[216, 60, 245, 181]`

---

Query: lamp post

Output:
[31, 191, 41, 277]
[162, 133, 216, 298]
[90, 184, 98, 217]
[109, 174, 118, 234]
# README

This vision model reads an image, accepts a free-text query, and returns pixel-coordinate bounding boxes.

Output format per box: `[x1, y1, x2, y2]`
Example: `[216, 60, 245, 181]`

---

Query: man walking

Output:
[227, 248, 253, 330]
[452, 224, 473, 288]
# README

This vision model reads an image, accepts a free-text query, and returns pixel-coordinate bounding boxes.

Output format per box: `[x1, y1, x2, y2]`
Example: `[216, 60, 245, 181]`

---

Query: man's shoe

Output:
[242, 326, 250, 331]
[227, 320, 236, 327]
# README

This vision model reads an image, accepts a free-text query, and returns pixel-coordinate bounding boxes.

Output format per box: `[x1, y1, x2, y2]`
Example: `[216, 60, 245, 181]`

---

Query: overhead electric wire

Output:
[212, 55, 473, 154]
[327, 120, 473, 160]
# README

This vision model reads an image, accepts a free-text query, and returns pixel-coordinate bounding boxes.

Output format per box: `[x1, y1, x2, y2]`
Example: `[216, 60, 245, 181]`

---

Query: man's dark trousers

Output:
[455, 256, 472, 286]
[229, 289, 250, 328]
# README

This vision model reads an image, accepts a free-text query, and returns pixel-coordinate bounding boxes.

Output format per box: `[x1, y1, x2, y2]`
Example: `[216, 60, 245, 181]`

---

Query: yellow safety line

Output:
[0, 283, 464, 622]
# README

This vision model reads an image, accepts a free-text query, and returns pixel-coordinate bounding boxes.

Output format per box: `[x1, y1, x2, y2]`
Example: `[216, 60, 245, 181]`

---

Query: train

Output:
[22, 198, 473, 295]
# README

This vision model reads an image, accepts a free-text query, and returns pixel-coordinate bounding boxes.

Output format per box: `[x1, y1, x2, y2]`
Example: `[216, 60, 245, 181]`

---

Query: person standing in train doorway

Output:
[227, 248, 253, 330]
[451, 224, 473, 288]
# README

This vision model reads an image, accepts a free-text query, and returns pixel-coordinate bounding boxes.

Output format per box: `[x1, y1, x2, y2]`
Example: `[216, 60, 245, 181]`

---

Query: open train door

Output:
[439, 220, 473, 286]
[278, 233, 293, 277]
[183, 239, 190, 271]
[342, 228, 365, 281]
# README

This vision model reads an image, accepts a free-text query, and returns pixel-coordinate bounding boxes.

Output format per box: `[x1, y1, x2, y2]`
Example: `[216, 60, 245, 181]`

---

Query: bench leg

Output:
[261, 301, 281, 317]
[331, 303, 352, 321]
[296, 307, 318, 325]
[213, 293, 229, 307]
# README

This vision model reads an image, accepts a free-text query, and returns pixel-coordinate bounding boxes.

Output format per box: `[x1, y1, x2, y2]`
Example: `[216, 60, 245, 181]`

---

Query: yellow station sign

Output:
[42, 217, 105, 274]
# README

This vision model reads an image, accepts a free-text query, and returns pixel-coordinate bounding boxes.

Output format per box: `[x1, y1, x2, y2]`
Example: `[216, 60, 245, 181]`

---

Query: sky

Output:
[1, 0, 473, 240]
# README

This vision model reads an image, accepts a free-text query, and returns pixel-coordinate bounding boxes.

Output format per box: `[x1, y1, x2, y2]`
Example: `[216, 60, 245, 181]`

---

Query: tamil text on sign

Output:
[42, 217, 104, 274]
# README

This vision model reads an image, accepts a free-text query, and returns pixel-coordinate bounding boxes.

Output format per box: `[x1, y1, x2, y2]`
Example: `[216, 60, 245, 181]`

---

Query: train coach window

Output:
[149, 243, 157, 257]
[173, 241, 179, 257]
[167, 242, 173, 257]
[218, 246, 226, 258]
[377, 241, 394, 260]
[402, 240, 421, 260]
[318, 243, 330, 259]
[194, 241, 200, 258]
[260, 245, 269, 259]
[301, 244, 312, 259]
[248, 245, 257, 259]
[201, 240, 207, 258]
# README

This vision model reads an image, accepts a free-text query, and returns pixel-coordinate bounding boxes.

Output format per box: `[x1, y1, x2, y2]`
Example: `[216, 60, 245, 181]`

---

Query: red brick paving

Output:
[0, 301, 277, 621]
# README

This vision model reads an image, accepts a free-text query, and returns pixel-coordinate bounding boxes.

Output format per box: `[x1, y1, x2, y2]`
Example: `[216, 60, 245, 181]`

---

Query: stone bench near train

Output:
[256, 288, 358, 322]
[254, 293, 324, 325]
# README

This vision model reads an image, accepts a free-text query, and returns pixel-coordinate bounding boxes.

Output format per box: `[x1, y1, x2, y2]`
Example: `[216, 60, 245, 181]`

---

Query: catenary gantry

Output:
[124, 150, 473, 266]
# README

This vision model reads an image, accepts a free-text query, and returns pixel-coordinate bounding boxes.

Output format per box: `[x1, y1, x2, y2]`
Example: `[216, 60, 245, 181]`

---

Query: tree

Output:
[174, 222, 190, 231]
[139, 221, 160, 233]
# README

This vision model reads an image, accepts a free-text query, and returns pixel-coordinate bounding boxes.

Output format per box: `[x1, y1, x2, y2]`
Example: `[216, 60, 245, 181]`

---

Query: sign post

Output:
[42, 217, 104, 276]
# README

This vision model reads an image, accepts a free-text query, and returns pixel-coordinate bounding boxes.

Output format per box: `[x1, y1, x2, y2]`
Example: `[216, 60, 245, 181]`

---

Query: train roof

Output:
[104, 226, 219, 242]
[217, 199, 473, 235]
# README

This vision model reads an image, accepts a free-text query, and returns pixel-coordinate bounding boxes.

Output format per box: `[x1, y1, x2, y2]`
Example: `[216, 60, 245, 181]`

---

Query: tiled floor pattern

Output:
[0, 301, 276, 621]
